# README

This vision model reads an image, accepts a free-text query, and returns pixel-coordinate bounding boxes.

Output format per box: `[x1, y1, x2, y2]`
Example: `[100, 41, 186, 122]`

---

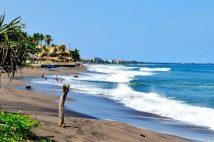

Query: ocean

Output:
[27, 64, 214, 142]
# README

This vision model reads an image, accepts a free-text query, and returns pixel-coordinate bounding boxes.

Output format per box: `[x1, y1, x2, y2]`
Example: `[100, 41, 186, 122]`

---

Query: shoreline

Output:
[0, 67, 189, 142]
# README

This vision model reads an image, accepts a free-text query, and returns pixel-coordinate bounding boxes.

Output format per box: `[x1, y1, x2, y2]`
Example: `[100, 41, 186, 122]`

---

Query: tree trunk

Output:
[0, 73, 1, 89]
[58, 84, 70, 128]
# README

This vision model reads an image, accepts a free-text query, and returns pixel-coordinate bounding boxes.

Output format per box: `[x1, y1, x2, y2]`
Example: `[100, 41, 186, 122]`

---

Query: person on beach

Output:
[59, 77, 65, 82]
[42, 73, 45, 79]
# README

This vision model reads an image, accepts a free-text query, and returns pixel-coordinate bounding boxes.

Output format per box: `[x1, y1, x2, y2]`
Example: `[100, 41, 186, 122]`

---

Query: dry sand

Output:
[0, 67, 189, 142]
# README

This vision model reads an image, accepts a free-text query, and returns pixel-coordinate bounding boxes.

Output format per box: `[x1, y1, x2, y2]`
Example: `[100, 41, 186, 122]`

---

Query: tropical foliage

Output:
[45, 34, 52, 46]
[33, 33, 40, 45]
[0, 112, 52, 142]
[70, 48, 81, 62]
[0, 14, 40, 77]
[0, 112, 38, 141]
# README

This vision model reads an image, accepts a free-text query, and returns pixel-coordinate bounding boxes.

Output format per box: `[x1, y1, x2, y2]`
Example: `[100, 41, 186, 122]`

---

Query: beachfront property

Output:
[27, 44, 81, 68]
[36, 45, 72, 63]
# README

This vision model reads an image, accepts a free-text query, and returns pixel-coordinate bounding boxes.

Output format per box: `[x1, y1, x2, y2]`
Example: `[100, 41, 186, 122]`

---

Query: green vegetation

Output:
[0, 14, 40, 78]
[0, 112, 49, 142]
[45, 35, 53, 46]
[70, 48, 81, 62]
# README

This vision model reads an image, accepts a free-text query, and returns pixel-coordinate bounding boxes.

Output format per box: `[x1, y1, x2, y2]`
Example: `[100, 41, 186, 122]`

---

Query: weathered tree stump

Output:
[0, 73, 1, 89]
[59, 84, 70, 128]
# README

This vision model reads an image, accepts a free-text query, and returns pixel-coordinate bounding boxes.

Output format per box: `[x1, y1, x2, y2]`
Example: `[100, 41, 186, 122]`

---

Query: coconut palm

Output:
[33, 33, 40, 45]
[39, 33, 44, 46]
[45, 35, 53, 47]
[70, 48, 81, 62]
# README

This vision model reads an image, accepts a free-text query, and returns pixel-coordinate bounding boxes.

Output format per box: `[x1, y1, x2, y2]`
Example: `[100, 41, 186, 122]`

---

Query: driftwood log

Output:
[59, 84, 70, 127]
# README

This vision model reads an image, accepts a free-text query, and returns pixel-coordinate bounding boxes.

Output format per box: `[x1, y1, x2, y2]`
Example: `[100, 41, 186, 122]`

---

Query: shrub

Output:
[0, 112, 39, 141]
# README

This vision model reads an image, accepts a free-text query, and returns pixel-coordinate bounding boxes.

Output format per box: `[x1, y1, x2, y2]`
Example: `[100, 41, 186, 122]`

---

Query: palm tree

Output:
[33, 33, 40, 45]
[45, 35, 53, 47]
[39, 33, 44, 46]
[0, 14, 39, 84]
[70, 48, 81, 62]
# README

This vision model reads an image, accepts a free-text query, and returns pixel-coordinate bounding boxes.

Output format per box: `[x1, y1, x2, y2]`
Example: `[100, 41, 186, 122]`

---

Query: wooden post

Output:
[59, 84, 70, 128]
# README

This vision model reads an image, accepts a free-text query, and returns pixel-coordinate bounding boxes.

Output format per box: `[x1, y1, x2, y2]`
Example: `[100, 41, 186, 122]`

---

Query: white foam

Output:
[109, 84, 214, 130]
[85, 64, 154, 83]
[139, 67, 171, 72]
[32, 80, 62, 86]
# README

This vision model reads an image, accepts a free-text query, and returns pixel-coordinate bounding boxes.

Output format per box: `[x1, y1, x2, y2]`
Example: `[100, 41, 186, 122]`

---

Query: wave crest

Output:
[139, 67, 171, 72]
[110, 84, 214, 130]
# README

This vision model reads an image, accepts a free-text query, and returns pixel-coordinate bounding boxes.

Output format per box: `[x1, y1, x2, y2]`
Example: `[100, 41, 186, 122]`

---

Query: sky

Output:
[0, 0, 214, 63]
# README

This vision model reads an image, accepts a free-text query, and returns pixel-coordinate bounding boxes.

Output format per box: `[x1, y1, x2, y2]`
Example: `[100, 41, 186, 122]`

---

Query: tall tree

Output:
[70, 48, 81, 62]
[33, 33, 40, 45]
[39, 33, 44, 46]
[45, 35, 52, 47]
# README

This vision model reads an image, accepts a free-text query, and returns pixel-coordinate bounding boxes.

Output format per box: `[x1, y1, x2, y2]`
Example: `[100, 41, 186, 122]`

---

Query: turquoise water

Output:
[28, 64, 214, 142]
[133, 64, 214, 108]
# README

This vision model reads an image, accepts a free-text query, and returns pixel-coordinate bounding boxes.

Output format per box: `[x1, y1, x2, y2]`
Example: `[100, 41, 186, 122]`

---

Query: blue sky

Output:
[0, 0, 214, 63]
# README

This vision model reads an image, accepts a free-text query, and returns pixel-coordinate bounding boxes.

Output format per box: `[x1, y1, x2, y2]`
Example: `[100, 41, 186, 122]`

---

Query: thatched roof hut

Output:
[37, 44, 73, 62]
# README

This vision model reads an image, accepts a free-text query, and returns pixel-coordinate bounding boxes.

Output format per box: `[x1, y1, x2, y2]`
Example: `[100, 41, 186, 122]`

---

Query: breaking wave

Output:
[139, 67, 171, 72]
